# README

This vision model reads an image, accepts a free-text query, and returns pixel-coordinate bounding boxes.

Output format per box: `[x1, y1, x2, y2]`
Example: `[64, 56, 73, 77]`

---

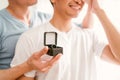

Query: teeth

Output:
[71, 6, 80, 10]
[69, 4, 81, 10]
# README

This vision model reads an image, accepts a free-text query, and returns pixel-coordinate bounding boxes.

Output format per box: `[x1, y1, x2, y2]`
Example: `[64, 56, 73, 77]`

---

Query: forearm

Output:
[17, 75, 34, 80]
[0, 62, 32, 80]
[95, 9, 120, 61]
[101, 45, 120, 65]
[82, 11, 94, 28]
[82, 0, 94, 28]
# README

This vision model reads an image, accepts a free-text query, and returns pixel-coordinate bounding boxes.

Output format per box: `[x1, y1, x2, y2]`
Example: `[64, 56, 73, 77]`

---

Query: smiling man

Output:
[11, 0, 120, 80]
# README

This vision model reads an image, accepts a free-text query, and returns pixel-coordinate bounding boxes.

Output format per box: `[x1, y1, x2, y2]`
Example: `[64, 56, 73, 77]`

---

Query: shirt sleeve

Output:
[93, 31, 108, 57]
[10, 33, 36, 77]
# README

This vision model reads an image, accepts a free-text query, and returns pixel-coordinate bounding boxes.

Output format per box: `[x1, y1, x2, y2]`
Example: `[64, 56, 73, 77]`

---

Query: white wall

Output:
[0, 0, 8, 10]
[36, 0, 53, 13]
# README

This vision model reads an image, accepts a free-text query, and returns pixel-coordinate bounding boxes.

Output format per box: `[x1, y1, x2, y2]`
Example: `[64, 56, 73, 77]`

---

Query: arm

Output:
[17, 75, 34, 80]
[101, 45, 120, 65]
[0, 62, 32, 80]
[92, 0, 120, 63]
[82, 0, 94, 28]
[0, 47, 61, 80]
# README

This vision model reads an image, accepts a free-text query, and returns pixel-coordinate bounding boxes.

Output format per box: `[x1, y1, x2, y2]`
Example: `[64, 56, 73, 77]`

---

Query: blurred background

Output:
[0, 0, 120, 80]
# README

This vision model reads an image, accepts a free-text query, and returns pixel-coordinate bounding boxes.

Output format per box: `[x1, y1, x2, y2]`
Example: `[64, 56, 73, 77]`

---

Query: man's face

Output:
[53, 0, 84, 18]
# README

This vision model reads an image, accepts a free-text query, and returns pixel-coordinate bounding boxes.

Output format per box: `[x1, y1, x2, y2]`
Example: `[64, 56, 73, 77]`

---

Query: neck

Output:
[6, 4, 30, 26]
[50, 13, 72, 32]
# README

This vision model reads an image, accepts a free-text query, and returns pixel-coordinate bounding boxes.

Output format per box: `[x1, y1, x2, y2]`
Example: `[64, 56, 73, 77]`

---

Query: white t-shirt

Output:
[11, 22, 107, 80]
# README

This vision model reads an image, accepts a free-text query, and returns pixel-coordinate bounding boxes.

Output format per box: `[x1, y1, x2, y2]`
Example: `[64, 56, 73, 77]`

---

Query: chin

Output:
[29, 2, 37, 6]
[28, 0, 37, 6]
[71, 13, 79, 18]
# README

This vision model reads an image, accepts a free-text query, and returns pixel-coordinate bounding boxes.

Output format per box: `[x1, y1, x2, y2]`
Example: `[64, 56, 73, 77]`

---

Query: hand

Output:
[91, 0, 101, 13]
[84, 0, 92, 12]
[84, 0, 101, 13]
[26, 46, 62, 72]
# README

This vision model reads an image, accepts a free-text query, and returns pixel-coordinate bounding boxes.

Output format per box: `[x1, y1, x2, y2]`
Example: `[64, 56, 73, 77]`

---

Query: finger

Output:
[44, 53, 62, 67]
[35, 46, 49, 58]
[39, 54, 62, 72]
[49, 53, 62, 65]
[41, 66, 52, 72]
[41, 53, 62, 72]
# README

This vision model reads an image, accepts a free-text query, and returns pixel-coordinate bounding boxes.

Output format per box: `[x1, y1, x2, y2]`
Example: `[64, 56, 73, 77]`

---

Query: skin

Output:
[82, 0, 94, 28]
[91, 0, 120, 64]
[0, 0, 62, 80]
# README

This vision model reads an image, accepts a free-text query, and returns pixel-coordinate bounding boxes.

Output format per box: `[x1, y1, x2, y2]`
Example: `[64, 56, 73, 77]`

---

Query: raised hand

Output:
[91, 0, 101, 13]
[84, 0, 101, 13]
[84, 0, 92, 11]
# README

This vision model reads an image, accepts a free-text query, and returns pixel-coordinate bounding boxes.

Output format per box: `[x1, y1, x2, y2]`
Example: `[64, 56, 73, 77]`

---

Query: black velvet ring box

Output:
[44, 32, 63, 56]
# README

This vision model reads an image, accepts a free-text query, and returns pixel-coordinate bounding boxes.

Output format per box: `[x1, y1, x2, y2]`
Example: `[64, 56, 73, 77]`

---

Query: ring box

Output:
[44, 32, 63, 56]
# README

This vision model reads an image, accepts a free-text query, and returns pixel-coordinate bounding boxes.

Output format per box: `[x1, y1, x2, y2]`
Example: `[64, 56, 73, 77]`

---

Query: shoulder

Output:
[0, 8, 4, 15]
[36, 11, 52, 21]
[0, 8, 7, 19]
[21, 22, 49, 38]
[18, 22, 50, 48]
[38, 12, 52, 17]
[0, 16, 3, 35]
[73, 24, 95, 38]
[0, 8, 10, 24]
[0, 9, 10, 35]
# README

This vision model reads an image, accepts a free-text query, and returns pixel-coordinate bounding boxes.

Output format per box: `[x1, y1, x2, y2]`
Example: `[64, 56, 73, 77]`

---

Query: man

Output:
[0, 0, 51, 69]
[0, 0, 92, 80]
[0, 0, 61, 80]
[11, 0, 120, 80]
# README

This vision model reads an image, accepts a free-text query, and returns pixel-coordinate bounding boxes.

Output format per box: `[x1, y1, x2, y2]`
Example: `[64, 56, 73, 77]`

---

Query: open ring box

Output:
[44, 32, 63, 56]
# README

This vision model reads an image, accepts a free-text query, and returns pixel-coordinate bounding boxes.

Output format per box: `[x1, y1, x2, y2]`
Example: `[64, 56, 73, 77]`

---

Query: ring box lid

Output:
[44, 32, 57, 46]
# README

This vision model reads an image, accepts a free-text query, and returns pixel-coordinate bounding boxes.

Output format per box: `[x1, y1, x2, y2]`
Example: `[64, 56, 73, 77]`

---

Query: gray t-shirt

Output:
[0, 8, 51, 69]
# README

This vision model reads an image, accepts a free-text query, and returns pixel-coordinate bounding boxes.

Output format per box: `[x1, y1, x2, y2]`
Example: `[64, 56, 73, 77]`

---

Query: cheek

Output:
[16, 1, 24, 5]
[54, 0, 69, 11]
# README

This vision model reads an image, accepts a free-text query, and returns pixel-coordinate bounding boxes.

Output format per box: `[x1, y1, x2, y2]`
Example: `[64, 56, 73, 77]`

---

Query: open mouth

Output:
[69, 4, 82, 11]
[68, 0, 84, 11]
